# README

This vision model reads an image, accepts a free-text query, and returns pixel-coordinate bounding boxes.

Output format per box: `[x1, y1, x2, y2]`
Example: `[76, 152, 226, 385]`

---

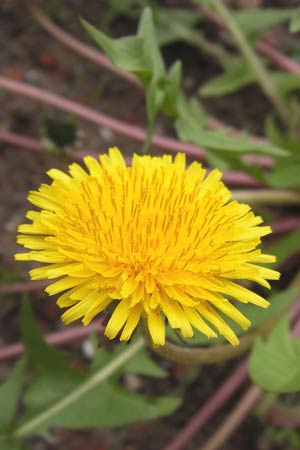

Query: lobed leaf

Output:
[13, 300, 179, 438]
[249, 309, 300, 392]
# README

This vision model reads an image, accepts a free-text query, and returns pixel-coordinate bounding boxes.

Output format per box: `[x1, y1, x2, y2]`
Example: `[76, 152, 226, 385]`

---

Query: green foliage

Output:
[0, 357, 27, 432]
[199, 61, 255, 97]
[81, 6, 288, 162]
[265, 427, 300, 450]
[175, 115, 287, 156]
[249, 309, 300, 392]
[0, 300, 180, 445]
[200, 63, 300, 99]
[81, 18, 151, 77]
[155, 8, 204, 47]
[290, 9, 300, 33]
[233, 8, 298, 36]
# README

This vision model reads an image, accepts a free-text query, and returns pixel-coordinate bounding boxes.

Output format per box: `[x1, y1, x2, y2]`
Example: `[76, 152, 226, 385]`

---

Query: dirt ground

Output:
[1, 1, 299, 449]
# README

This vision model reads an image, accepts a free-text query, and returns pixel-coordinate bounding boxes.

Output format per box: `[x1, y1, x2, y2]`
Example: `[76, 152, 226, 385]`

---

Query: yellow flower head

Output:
[16, 148, 279, 347]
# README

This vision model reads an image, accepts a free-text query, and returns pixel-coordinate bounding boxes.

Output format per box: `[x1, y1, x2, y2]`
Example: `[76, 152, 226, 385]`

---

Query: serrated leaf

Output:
[290, 9, 300, 33]
[14, 301, 179, 438]
[80, 18, 151, 79]
[249, 310, 300, 392]
[234, 8, 298, 35]
[0, 356, 27, 432]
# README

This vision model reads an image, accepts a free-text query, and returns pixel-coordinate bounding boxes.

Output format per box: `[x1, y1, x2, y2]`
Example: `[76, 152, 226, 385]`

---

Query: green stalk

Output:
[232, 189, 300, 205]
[208, 0, 290, 126]
[14, 338, 144, 438]
[145, 312, 281, 365]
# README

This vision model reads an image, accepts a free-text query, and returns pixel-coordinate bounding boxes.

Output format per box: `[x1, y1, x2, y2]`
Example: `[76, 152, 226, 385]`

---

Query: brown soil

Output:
[0, 1, 297, 450]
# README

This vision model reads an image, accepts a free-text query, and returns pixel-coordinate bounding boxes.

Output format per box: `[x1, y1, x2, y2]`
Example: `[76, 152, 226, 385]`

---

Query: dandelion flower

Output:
[16, 148, 279, 347]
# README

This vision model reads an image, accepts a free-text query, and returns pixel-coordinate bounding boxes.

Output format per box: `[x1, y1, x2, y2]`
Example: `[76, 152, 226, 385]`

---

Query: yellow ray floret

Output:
[15, 147, 280, 347]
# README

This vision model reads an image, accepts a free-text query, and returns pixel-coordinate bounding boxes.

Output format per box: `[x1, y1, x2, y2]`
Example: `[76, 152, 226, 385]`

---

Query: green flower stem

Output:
[209, 0, 290, 126]
[232, 189, 300, 205]
[144, 314, 279, 365]
[14, 338, 144, 438]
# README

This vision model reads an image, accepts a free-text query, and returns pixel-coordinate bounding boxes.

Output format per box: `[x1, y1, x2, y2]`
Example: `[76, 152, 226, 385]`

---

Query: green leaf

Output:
[265, 115, 300, 154]
[156, 8, 203, 47]
[162, 61, 183, 117]
[290, 9, 300, 33]
[0, 357, 27, 432]
[234, 8, 298, 35]
[138, 7, 165, 80]
[80, 18, 151, 79]
[270, 72, 300, 97]
[249, 310, 300, 392]
[200, 66, 300, 98]
[175, 110, 288, 156]
[266, 230, 300, 266]
[146, 78, 166, 124]
[199, 61, 255, 97]
[0, 438, 28, 450]
[14, 301, 180, 437]
[266, 163, 300, 188]
[125, 347, 167, 378]
[89, 335, 167, 378]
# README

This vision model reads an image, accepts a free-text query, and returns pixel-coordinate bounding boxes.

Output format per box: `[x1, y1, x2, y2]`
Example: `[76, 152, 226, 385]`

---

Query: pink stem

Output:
[25, 1, 143, 89]
[163, 301, 300, 450]
[0, 130, 261, 186]
[270, 216, 300, 235]
[201, 6, 300, 75]
[0, 280, 49, 295]
[162, 358, 249, 450]
[24, 2, 278, 171]
[0, 76, 205, 160]
[0, 130, 42, 153]
[0, 321, 104, 362]
[199, 305, 300, 450]
[256, 41, 300, 75]
[200, 385, 262, 450]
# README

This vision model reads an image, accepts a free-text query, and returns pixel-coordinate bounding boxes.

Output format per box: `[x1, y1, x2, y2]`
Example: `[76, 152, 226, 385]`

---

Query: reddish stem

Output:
[0, 130, 261, 187]
[201, 6, 300, 75]
[0, 280, 49, 295]
[256, 41, 300, 75]
[270, 216, 300, 235]
[0, 321, 104, 362]
[0, 76, 205, 160]
[25, 1, 144, 89]
[200, 385, 262, 450]
[24, 2, 277, 171]
[163, 301, 300, 450]
[0, 130, 42, 153]
[162, 358, 249, 450]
